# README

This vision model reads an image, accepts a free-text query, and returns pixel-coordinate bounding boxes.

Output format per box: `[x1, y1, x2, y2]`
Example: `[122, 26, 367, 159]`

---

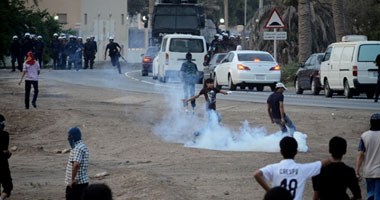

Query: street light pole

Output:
[224, 0, 228, 30]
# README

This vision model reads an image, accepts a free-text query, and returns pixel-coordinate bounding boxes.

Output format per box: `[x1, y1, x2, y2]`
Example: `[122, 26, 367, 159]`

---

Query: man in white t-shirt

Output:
[254, 137, 331, 200]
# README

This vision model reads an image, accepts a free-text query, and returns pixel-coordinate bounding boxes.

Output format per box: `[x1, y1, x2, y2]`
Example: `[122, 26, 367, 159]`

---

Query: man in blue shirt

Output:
[267, 83, 296, 136]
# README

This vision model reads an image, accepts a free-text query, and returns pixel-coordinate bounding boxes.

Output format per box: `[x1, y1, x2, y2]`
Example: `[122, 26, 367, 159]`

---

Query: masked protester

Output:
[0, 114, 13, 200]
[18, 52, 40, 109]
[65, 126, 89, 200]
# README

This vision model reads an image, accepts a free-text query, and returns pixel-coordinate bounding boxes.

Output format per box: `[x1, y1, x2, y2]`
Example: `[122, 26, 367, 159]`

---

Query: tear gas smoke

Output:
[153, 83, 308, 152]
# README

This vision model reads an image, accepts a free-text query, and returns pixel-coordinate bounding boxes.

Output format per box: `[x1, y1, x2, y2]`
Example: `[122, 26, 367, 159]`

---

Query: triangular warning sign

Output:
[264, 8, 286, 29]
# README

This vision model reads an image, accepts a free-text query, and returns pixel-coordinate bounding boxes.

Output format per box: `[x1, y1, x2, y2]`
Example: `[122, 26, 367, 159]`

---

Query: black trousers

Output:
[0, 161, 13, 197]
[66, 183, 88, 200]
[25, 80, 38, 109]
[375, 77, 380, 102]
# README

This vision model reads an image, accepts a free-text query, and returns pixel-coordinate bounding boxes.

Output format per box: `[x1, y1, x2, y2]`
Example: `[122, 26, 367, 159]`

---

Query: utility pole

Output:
[149, 0, 154, 29]
[224, 0, 228, 30]
[242, 0, 247, 49]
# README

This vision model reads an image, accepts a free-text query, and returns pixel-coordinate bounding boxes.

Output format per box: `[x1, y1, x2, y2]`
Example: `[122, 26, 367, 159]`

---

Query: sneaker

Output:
[32, 102, 37, 108]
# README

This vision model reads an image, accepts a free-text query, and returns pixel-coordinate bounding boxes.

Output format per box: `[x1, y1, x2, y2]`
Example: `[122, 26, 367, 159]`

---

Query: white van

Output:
[320, 35, 380, 98]
[157, 34, 207, 82]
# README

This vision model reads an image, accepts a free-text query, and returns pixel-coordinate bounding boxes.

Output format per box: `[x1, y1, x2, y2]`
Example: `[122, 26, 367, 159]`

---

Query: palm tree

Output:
[332, 0, 346, 42]
[298, 0, 312, 63]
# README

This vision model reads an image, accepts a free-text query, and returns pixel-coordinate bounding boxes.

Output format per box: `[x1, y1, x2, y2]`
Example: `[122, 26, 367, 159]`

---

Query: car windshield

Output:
[211, 54, 226, 64]
[358, 44, 380, 62]
[216, 54, 226, 63]
[316, 54, 324, 64]
[238, 53, 274, 62]
[146, 47, 159, 56]
[169, 38, 204, 53]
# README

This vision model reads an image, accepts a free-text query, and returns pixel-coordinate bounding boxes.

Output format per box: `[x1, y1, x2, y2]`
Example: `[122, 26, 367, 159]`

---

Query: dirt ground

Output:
[0, 70, 374, 200]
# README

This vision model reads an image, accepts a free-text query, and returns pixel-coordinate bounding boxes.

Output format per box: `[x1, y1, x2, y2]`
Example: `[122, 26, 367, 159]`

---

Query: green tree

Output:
[0, 0, 60, 66]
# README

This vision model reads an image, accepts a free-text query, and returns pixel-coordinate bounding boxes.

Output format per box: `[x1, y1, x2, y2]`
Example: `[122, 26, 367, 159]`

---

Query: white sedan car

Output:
[213, 50, 281, 91]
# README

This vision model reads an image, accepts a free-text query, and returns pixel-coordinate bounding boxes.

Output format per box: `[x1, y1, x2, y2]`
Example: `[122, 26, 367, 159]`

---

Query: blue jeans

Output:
[272, 114, 296, 136]
[110, 55, 121, 74]
[183, 82, 196, 108]
[366, 178, 380, 200]
[194, 110, 221, 137]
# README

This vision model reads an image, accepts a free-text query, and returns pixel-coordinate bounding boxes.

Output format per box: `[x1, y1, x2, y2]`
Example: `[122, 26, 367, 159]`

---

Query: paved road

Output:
[41, 66, 380, 111]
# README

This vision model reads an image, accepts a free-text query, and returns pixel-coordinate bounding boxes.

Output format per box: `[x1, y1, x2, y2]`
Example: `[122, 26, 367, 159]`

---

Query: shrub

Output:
[281, 63, 298, 87]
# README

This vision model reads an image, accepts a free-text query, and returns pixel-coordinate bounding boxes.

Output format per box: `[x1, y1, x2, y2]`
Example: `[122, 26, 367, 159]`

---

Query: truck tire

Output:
[344, 80, 352, 98]
[311, 78, 320, 95]
[324, 79, 333, 97]
[295, 78, 303, 94]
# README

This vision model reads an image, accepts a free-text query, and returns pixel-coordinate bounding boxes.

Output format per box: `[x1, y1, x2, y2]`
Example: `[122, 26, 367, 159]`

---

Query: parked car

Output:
[157, 34, 208, 82]
[320, 35, 380, 98]
[294, 53, 324, 95]
[141, 46, 159, 76]
[203, 53, 227, 83]
[213, 50, 281, 91]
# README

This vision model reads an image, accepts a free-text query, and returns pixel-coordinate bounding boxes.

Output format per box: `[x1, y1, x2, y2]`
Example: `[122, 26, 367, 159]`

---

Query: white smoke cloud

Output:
[152, 82, 308, 153]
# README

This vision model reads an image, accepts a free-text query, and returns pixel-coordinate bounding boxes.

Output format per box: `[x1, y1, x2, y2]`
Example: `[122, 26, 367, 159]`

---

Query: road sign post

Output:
[264, 8, 286, 62]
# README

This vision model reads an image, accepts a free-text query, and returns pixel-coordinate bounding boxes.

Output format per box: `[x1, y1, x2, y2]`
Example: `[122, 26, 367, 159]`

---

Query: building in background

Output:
[26, 0, 81, 31]
[27, 0, 152, 63]
[80, 0, 129, 62]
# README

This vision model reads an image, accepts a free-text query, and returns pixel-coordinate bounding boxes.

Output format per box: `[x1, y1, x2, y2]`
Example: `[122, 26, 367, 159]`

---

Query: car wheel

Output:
[366, 91, 375, 99]
[248, 86, 254, 90]
[240, 85, 246, 90]
[324, 79, 333, 97]
[295, 78, 303, 94]
[228, 75, 237, 91]
[344, 80, 352, 98]
[311, 78, 320, 95]
[256, 85, 264, 91]
[214, 75, 222, 90]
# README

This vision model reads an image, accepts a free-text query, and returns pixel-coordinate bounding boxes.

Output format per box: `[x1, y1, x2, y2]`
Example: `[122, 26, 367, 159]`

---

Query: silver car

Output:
[203, 53, 227, 83]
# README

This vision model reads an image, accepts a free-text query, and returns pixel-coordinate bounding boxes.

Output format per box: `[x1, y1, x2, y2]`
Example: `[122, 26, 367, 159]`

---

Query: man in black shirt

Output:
[83, 37, 96, 69]
[0, 114, 13, 200]
[50, 33, 61, 70]
[104, 37, 122, 74]
[34, 35, 44, 67]
[374, 54, 380, 103]
[183, 78, 230, 138]
[312, 136, 362, 200]
[267, 83, 296, 136]
[9, 35, 21, 72]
